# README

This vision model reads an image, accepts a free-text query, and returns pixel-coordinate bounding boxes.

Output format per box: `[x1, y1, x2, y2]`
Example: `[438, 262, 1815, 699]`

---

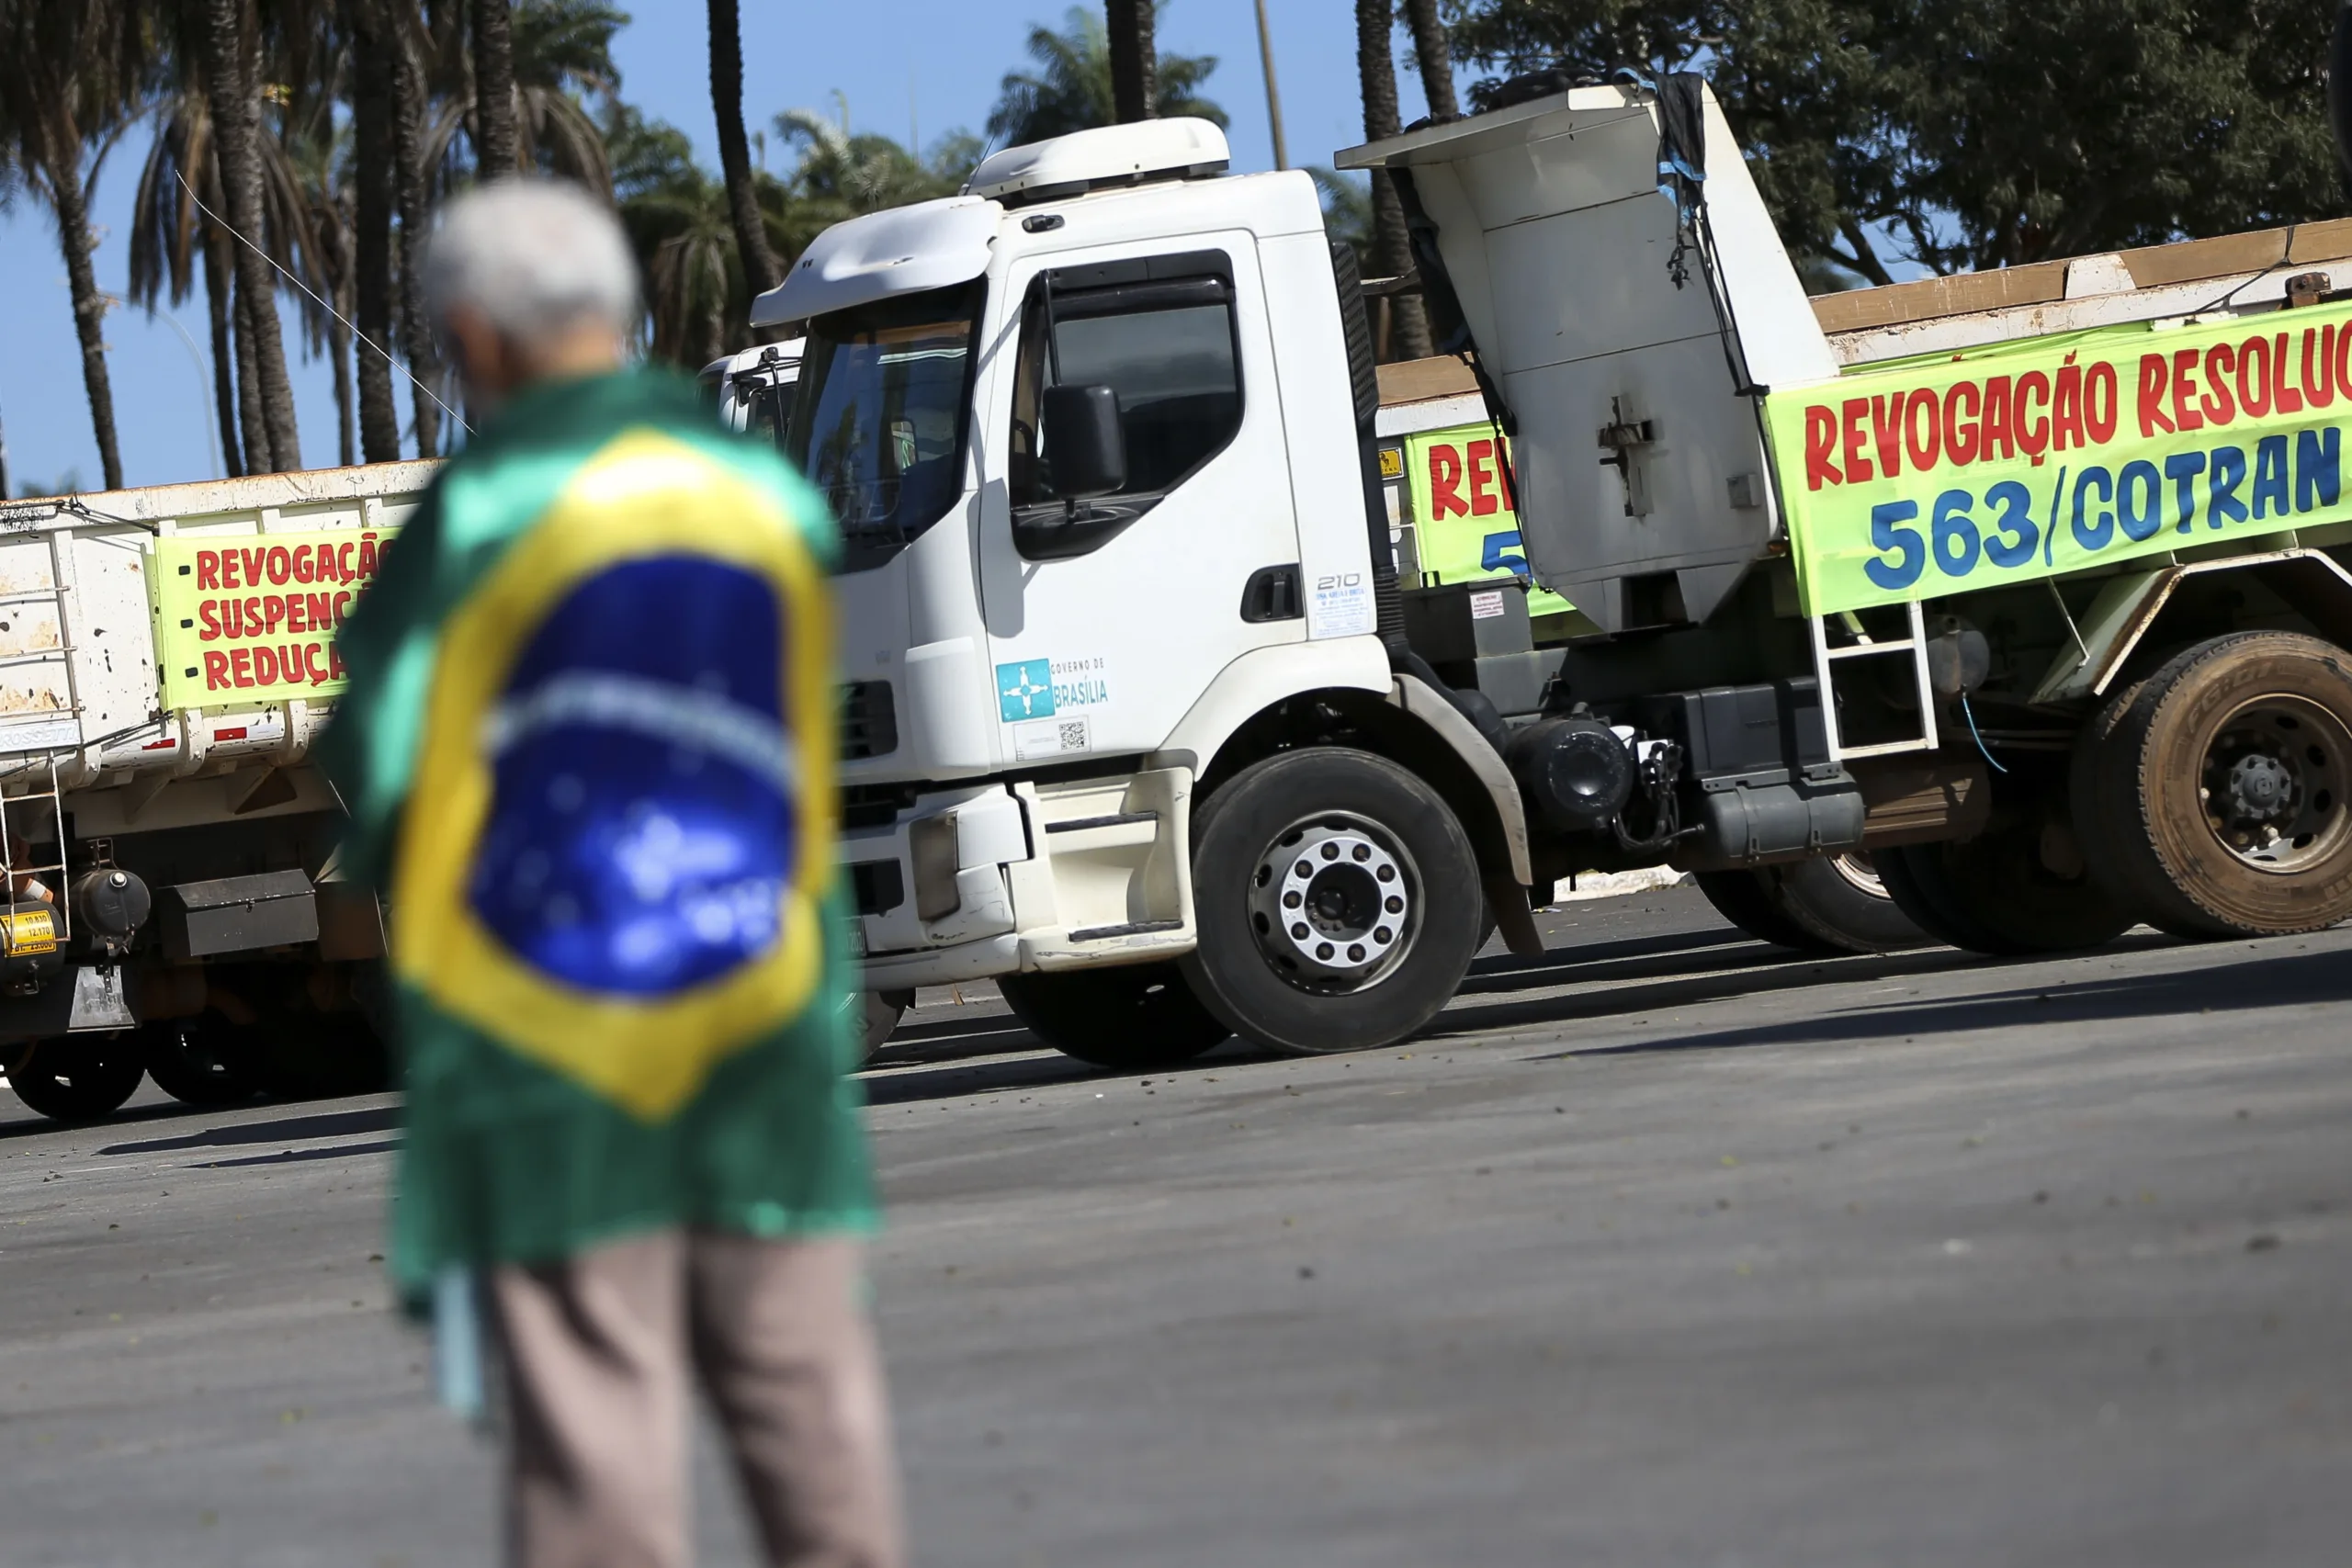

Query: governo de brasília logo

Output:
[998, 658, 1054, 721]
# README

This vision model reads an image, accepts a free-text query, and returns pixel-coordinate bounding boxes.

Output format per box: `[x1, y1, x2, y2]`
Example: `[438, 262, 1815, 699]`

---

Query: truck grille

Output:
[842, 681, 898, 760]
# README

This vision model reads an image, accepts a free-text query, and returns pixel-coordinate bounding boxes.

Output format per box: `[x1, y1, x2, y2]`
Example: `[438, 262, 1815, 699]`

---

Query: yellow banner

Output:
[1401, 422, 1574, 616]
[149, 527, 393, 707]
[1765, 307, 2352, 616]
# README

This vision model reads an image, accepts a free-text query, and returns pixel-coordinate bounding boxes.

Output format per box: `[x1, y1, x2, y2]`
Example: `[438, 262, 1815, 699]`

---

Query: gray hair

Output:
[422, 178, 639, 346]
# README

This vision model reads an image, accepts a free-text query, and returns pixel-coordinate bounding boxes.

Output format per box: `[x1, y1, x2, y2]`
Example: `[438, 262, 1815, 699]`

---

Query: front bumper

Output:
[844, 768, 1199, 992]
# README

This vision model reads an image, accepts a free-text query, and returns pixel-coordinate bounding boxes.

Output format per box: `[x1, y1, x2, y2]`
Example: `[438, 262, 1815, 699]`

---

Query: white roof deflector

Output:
[749, 197, 999, 326]
[966, 118, 1229, 206]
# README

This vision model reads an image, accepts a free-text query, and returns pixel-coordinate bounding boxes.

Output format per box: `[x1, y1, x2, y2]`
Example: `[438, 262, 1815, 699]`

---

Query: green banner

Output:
[148, 526, 392, 707]
[1765, 306, 2352, 616]
[1401, 422, 1574, 616]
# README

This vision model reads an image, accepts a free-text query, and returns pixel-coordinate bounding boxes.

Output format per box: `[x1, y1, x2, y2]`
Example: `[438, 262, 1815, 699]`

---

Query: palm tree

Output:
[390, 4, 440, 455]
[472, 0, 519, 177]
[987, 5, 1225, 149]
[343, 0, 401, 461]
[200, 0, 304, 469]
[0, 0, 146, 491]
[707, 0, 780, 297]
[609, 101, 742, 367]
[774, 106, 963, 220]
[128, 87, 246, 476]
[1400, 0, 1457, 120]
[1104, 0, 1155, 123]
[1354, 0, 1430, 360]
[426, 0, 620, 196]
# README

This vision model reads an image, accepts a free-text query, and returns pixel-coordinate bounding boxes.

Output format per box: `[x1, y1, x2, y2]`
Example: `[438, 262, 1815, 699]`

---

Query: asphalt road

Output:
[5, 886, 2349, 1567]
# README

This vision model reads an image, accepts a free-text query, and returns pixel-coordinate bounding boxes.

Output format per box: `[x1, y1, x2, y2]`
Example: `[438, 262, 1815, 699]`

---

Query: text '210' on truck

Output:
[13, 78, 2352, 1124]
[728, 76, 2352, 1070]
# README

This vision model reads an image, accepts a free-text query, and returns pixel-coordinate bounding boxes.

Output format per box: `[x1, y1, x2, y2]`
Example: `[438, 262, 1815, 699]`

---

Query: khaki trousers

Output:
[487, 1232, 904, 1568]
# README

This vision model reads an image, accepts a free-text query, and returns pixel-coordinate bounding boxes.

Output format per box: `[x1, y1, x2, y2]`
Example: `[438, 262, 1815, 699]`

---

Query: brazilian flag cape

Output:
[319, 368, 876, 1309]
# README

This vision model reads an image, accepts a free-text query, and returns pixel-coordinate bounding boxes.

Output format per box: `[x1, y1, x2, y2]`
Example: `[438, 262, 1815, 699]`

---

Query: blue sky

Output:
[0, 0, 1465, 493]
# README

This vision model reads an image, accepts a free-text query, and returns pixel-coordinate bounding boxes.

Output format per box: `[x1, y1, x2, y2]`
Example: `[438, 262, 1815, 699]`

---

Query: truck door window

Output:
[1008, 264, 1242, 518]
[782, 280, 983, 572]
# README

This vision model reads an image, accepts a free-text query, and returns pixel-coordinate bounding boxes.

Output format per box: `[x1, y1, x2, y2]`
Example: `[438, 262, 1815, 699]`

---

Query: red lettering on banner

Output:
[2304, 326, 2337, 410]
[1870, 394, 1904, 479]
[1804, 405, 1840, 488]
[1945, 381, 1983, 466]
[1429, 445, 1466, 517]
[266, 546, 291, 584]
[254, 646, 279, 685]
[1981, 376, 2016, 461]
[231, 648, 254, 687]
[238, 547, 266, 590]
[2138, 354, 2174, 436]
[1466, 440, 1499, 515]
[2171, 348, 2205, 431]
[2086, 362, 2119, 442]
[1841, 398, 1873, 482]
[198, 600, 222, 641]
[197, 551, 221, 591]
[2203, 343, 2238, 425]
[2273, 333, 2304, 414]
[1904, 389, 1941, 472]
[2016, 371, 2051, 462]
[203, 650, 230, 689]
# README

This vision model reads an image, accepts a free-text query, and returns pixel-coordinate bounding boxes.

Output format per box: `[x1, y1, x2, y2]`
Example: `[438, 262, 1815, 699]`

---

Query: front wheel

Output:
[1180, 749, 1482, 1055]
[7, 1035, 147, 1122]
[996, 963, 1230, 1070]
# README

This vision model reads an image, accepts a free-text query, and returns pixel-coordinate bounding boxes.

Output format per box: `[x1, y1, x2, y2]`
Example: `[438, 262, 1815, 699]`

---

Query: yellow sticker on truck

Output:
[2, 907, 58, 955]
[148, 528, 395, 707]
[1765, 308, 2352, 617]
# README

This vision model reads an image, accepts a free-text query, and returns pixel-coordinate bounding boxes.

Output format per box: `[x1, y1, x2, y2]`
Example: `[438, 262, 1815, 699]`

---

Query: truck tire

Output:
[1695, 870, 1832, 953]
[853, 989, 911, 1065]
[1179, 748, 1482, 1054]
[1764, 853, 1929, 953]
[141, 1015, 260, 1107]
[6, 1035, 146, 1122]
[996, 962, 1229, 1070]
[1874, 789, 2133, 956]
[2086, 631, 2352, 937]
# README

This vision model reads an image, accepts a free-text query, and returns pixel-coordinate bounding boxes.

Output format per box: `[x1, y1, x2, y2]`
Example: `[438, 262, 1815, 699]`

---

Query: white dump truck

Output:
[0, 465, 434, 1119]
[740, 81, 2352, 1069]
[16, 73, 2352, 1120]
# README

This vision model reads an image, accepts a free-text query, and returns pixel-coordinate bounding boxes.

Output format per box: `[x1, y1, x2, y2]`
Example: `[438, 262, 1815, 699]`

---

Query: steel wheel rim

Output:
[1247, 810, 1421, 994]
[2197, 694, 2352, 874]
[1826, 851, 1888, 899]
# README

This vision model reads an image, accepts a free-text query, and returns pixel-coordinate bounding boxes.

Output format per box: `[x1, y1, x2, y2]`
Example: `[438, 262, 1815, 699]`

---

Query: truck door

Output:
[978, 241, 1302, 766]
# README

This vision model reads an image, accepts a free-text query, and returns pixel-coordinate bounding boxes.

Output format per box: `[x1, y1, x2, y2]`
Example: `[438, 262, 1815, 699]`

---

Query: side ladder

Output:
[1808, 602, 1939, 764]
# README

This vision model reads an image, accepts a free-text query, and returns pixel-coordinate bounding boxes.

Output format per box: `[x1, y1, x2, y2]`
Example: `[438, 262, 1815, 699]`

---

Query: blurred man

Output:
[321, 179, 901, 1568]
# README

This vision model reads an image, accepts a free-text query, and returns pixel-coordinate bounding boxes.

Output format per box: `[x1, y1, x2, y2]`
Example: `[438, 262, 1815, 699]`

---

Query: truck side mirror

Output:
[1042, 384, 1126, 501]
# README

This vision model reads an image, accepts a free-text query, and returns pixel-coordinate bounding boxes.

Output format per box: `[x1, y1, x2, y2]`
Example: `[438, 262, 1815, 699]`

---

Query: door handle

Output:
[1239, 564, 1303, 623]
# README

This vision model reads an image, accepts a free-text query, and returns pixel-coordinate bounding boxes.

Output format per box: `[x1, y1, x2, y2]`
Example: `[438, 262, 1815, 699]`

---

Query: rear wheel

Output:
[2088, 632, 2352, 937]
[1181, 749, 1482, 1055]
[1695, 869, 1830, 953]
[6, 1035, 146, 1122]
[141, 1014, 260, 1107]
[1877, 775, 2134, 955]
[996, 962, 1229, 1070]
[1764, 852, 1928, 953]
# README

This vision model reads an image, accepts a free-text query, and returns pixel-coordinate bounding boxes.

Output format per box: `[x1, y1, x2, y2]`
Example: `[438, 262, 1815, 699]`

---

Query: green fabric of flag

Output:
[318, 367, 876, 1311]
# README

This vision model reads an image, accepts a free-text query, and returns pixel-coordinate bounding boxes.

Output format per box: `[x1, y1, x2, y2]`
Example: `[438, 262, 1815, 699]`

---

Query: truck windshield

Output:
[782, 282, 981, 570]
